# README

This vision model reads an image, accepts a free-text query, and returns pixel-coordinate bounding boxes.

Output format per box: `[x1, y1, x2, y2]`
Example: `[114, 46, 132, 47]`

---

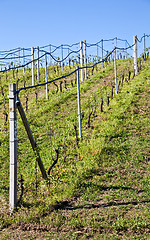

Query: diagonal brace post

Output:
[16, 98, 48, 180]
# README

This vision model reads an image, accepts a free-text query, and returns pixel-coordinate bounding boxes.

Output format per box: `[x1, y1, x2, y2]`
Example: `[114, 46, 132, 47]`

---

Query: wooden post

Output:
[133, 35, 137, 75]
[16, 99, 48, 180]
[37, 46, 39, 83]
[84, 40, 87, 79]
[76, 66, 82, 138]
[80, 41, 83, 82]
[9, 83, 17, 212]
[31, 47, 34, 85]
[45, 54, 48, 100]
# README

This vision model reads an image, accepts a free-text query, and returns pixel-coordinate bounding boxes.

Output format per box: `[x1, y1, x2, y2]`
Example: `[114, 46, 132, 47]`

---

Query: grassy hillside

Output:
[0, 57, 149, 239]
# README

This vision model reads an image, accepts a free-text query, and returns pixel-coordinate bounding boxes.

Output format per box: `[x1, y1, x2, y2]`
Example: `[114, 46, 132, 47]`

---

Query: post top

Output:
[9, 83, 16, 90]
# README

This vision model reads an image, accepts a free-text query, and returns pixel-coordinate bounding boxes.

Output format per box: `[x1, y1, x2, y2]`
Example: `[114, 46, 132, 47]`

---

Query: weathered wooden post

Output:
[84, 40, 87, 79]
[9, 83, 17, 212]
[31, 47, 34, 85]
[133, 35, 137, 75]
[76, 66, 82, 138]
[80, 41, 83, 82]
[37, 46, 39, 83]
[16, 99, 48, 180]
[45, 54, 48, 100]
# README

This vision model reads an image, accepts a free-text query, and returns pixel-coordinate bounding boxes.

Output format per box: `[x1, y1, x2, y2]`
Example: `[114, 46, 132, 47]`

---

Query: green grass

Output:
[0, 58, 149, 239]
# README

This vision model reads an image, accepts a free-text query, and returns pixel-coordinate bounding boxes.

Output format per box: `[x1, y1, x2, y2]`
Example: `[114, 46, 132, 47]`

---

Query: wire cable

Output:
[16, 47, 115, 96]
[0, 33, 148, 72]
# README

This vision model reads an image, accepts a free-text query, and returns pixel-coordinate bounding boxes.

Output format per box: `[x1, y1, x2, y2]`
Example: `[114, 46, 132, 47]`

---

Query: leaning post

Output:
[9, 83, 17, 213]
[16, 98, 48, 180]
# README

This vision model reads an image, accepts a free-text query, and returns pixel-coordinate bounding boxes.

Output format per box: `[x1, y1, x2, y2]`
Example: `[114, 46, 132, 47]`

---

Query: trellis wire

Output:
[1, 34, 149, 73]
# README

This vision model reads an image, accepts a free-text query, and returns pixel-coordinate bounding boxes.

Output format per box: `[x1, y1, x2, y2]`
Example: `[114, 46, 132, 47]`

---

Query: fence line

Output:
[15, 33, 140, 98]
[1, 34, 149, 73]
[16, 48, 114, 96]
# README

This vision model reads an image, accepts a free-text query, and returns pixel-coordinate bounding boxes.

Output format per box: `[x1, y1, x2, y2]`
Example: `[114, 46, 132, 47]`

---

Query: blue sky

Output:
[0, 0, 150, 50]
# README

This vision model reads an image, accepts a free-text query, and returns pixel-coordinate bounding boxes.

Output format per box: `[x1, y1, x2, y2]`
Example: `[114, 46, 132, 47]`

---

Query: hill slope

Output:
[0, 58, 150, 239]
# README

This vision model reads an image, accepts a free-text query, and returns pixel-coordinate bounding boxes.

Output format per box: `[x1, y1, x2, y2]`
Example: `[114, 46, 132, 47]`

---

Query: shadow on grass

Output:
[53, 198, 150, 211]
[51, 185, 149, 211]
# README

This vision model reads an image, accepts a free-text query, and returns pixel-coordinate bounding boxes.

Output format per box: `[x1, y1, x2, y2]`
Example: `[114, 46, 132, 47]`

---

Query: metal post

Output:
[37, 46, 39, 83]
[133, 35, 137, 75]
[80, 41, 83, 82]
[125, 40, 127, 59]
[23, 48, 25, 76]
[114, 48, 117, 94]
[97, 44, 98, 63]
[31, 47, 34, 85]
[84, 40, 87, 79]
[45, 54, 48, 100]
[68, 48, 70, 65]
[115, 37, 117, 59]
[14, 52, 16, 67]
[101, 39, 104, 68]
[18, 47, 20, 67]
[9, 83, 17, 212]
[61, 44, 63, 71]
[49, 44, 51, 66]
[68, 48, 70, 67]
[76, 66, 82, 138]
[144, 33, 146, 61]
